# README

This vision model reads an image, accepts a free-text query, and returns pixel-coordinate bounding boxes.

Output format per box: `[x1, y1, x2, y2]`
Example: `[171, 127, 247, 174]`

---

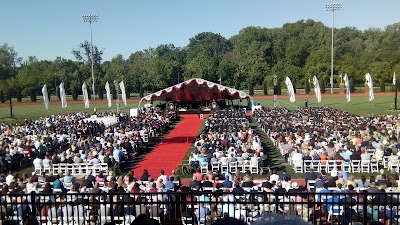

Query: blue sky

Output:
[1, 1, 399, 61]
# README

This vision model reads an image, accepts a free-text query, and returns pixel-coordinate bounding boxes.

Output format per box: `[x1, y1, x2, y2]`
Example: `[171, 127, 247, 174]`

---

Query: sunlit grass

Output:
[253, 94, 397, 117]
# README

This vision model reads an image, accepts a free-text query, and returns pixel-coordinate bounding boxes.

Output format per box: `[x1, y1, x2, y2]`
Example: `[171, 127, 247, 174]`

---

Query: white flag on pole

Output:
[105, 81, 112, 107]
[59, 82, 67, 108]
[82, 82, 90, 108]
[285, 76, 296, 103]
[365, 73, 374, 101]
[313, 76, 322, 103]
[394, 72, 397, 86]
[42, 84, 49, 110]
[119, 81, 127, 107]
[343, 74, 351, 102]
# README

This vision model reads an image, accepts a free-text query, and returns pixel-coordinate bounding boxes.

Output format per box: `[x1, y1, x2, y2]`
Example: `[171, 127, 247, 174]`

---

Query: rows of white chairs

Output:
[34, 163, 109, 176]
[199, 161, 260, 175]
[290, 158, 400, 174]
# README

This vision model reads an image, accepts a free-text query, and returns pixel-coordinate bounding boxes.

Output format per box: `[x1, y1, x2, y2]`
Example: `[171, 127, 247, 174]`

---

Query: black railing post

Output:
[110, 193, 114, 223]
[362, 190, 368, 224]
[190, 190, 195, 222]
[30, 192, 36, 218]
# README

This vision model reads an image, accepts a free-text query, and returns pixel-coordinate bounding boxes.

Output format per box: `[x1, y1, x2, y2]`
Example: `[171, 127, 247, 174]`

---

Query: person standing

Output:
[198, 107, 202, 119]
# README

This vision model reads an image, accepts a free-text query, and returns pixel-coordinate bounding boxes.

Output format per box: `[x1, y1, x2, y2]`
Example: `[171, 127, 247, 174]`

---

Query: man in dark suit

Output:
[232, 183, 245, 194]
[304, 168, 318, 185]
[202, 175, 213, 188]
[81, 175, 94, 188]
[189, 176, 202, 189]
[377, 174, 392, 187]
[280, 170, 291, 181]
[87, 172, 96, 183]
[222, 176, 233, 188]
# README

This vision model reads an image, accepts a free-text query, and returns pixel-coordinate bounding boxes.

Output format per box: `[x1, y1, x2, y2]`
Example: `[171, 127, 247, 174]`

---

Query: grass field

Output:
[253, 94, 397, 117]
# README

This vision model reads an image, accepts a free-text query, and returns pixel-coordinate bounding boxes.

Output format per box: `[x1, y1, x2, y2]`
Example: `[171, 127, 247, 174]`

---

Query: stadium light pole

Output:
[82, 15, 98, 100]
[325, 3, 342, 94]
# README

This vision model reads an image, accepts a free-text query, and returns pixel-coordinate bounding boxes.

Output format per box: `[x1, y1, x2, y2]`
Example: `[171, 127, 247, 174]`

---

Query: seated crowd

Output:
[254, 107, 400, 173]
[5, 105, 400, 225]
[189, 108, 269, 174]
[0, 108, 178, 177]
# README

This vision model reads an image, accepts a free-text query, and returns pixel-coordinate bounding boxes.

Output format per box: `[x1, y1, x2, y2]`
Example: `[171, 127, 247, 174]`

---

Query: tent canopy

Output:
[139, 78, 252, 106]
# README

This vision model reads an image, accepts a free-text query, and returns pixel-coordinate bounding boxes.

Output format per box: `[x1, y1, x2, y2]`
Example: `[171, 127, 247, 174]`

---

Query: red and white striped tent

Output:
[138, 78, 253, 107]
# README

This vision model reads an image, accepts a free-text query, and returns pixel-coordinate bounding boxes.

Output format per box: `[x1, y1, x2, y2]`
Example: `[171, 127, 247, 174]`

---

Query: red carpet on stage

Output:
[132, 114, 205, 178]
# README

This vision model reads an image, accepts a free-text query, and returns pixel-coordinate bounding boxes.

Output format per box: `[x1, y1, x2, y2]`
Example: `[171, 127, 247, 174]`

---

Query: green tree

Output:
[185, 32, 232, 82]
[0, 43, 22, 80]
[305, 78, 310, 94]
[0, 90, 5, 103]
[230, 27, 272, 94]
[320, 76, 326, 94]
[72, 41, 104, 95]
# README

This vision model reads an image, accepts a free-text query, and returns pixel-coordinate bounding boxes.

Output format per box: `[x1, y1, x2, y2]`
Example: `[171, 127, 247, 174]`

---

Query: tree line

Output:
[1, 19, 400, 102]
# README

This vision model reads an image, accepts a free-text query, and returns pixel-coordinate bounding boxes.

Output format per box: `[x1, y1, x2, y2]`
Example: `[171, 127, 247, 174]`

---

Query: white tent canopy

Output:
[138, 78, 253, 107]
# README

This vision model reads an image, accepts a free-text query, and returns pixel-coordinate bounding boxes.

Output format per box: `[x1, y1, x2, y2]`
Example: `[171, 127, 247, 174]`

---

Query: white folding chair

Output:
[292, 161, 303, 173]
[307, 180, 316, 191]
[72, 163, 81, 176]
[142, 134, 149, 143]
[388, 160, 400, 173]
[34, 164, 42, 174]
[211, 161, 220, 172]
[342, 161, 352, 173]
[43, 164, 52, 175]
[303, 160, 313, 173]
[250, 162, 259, 174]
[351, 160, 361, 173]
[370, 160, 379, 173]
[325, 160, 337, 173]
[200, 162, 208, 174]
[311, 160, 321, 173]
[220, 162, 229, 173]
[229, 161, 238, 173]
[361, 160, 370, 173]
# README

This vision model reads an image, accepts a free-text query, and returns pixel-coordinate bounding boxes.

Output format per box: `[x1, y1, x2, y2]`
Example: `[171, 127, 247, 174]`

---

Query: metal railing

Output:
[0, 191, 399, 225]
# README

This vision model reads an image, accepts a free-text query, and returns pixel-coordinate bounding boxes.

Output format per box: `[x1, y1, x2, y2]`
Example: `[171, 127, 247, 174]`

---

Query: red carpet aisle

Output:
[132, 114, 205, 178]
